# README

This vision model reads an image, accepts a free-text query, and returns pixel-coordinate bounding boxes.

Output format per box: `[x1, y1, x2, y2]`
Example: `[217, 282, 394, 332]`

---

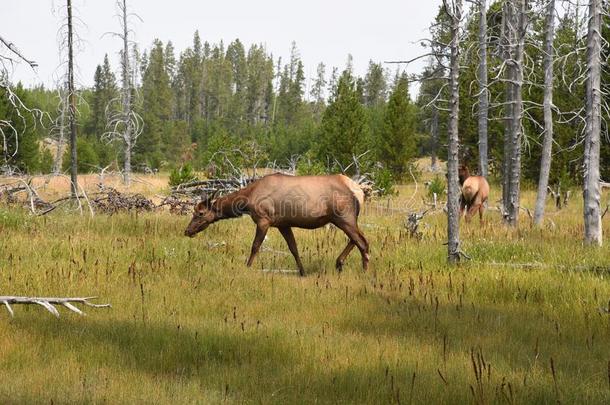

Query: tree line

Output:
[0, 2, 608, 201]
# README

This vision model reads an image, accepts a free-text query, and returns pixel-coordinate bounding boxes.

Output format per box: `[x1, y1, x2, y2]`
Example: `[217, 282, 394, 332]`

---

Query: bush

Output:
[62, 138, 100, 173]
[296, 153, 327, 176]
[427, 175, 445, 200]
[169, 163, 198, 187]
[370, 166, 396, 196]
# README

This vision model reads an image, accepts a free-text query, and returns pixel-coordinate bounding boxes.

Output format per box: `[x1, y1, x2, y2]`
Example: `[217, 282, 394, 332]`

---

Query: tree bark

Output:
[53, 84, 68, 174]
[445, 0, 462, 264]
[504, 0, 526, 227]
[431, 106, 439, 171]
[583, 0, 603, 245]
[121, 0, 133, 186]
[67, 0, 78, 198]
[477, 0, 489, 178]
[501, 1, 513, 218]
[533, 0, 556, 226]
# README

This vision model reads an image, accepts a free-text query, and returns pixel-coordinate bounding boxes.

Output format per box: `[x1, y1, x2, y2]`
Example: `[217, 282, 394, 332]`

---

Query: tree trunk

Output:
[583, 0, 603, 245]
[67, 0, 78, 198]
[53, 85, 68, 174]
[121, 0, 133, 186]
[431, 106, 439, 171]
[445, 0, 462, 264]
[477, 0, 489, 178]
[504, 0, 526, 227]
[501, 1, 513, 218]
[533, 0, 556, 226]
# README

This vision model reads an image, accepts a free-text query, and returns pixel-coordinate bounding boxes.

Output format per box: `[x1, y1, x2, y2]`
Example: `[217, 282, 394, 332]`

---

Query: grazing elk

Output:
[458, 165, 489, 223]
[184, 173, 369, 276]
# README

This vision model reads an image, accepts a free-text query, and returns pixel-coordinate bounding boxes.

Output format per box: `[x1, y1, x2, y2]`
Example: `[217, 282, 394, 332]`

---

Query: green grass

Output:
[0, 187, 609, 404]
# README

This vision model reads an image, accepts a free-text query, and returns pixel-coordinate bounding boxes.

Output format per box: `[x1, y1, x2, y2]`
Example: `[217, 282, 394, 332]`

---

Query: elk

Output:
[458, 165, 489, 223]
[184, 173, 369, 276]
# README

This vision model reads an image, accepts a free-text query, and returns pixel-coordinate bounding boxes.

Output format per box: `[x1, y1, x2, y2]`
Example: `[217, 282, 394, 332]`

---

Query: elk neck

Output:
[210, 188, 251, 220]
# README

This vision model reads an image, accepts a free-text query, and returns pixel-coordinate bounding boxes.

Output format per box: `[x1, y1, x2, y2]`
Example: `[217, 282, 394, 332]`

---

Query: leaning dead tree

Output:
[582, 0, 603, 245]
[103, 0, 143, 187]
[444, 0, 464, 263]
[533, 0, 557, 226]
[0, 296, 110, 318]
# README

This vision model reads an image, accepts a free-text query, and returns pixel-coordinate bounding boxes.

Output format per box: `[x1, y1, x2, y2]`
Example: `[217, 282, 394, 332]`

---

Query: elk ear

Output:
[195, 201, 207, 213]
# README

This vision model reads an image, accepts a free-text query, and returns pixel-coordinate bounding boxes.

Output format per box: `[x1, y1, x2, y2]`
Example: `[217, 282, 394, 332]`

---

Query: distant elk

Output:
[184, 173, 370, 276]
[458, 165, 489, 223]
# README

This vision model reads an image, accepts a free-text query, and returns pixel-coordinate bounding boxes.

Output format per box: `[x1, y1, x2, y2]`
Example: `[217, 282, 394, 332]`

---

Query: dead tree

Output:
[51, 82, 69, 174]
[502, 0, 528, 226]
[67, 0, 78, 198]
[443, 0, 464, 263]
[0, 296, 110, 318]
[103, 0, 143, 187]
[533, 0, 556, 226]
[477, 0, 489, 178]
[582, 0, 603, 245]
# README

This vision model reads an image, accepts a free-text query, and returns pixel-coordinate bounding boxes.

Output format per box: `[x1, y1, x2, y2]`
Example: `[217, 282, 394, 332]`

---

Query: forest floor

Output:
[0, 169, 609, 404]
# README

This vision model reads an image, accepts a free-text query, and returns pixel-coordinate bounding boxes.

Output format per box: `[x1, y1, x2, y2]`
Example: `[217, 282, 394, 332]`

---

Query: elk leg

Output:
[479, 203, 485, 224]
[459, 195, 467, 217]
[334, 221, 369, 271]
[278, 227, 305, 277]
[466, 204, 480, 223]
[335, 241, 355, 272]
[247, 222, 269, 268]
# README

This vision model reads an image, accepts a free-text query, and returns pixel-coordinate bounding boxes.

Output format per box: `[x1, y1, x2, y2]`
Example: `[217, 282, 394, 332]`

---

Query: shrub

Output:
[427, 175, 445, 200]
[169, 163, 198, 187]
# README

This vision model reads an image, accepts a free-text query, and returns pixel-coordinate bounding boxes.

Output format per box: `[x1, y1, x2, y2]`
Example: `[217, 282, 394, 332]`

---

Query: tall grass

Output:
[0, 185, 608, 404]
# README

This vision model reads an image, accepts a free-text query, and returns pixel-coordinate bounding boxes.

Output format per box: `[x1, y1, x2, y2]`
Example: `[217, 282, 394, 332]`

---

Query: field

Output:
[0, 172, 609, 404]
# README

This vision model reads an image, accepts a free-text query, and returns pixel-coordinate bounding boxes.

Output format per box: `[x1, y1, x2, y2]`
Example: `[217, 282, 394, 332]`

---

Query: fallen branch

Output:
[0, 296, 110, 317]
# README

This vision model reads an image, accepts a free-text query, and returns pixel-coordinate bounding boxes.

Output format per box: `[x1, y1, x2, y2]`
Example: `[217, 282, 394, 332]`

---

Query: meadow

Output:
[0, 173, 609, 404]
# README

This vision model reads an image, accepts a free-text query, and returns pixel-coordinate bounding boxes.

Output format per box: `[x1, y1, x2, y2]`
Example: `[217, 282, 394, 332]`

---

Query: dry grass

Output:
[0, 172, 608, 404]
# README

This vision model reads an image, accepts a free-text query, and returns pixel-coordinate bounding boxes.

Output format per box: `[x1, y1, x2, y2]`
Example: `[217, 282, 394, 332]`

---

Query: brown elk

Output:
[184, 173, 369, 276]
[458, 165, 489, 223]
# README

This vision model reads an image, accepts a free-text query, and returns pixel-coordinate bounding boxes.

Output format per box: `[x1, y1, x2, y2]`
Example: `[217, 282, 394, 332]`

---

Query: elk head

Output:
[458, 165, 470, 185]
[184, 192, 218, 237]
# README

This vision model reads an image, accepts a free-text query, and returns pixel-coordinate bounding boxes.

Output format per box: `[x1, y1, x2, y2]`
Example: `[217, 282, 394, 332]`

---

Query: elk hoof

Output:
[335, 261, 344, 272]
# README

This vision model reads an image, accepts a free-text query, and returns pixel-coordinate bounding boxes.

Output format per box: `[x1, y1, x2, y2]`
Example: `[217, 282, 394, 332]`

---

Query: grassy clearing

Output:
[0, 180, 609, 404]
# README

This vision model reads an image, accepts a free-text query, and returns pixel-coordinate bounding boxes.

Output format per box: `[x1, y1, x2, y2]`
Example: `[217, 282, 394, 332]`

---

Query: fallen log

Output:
[0, 296, 110, 317]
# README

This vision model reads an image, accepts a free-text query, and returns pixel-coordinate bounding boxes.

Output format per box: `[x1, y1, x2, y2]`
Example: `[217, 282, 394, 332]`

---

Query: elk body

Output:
[458, 165, 489, 222]
[184, 173, 369, 276]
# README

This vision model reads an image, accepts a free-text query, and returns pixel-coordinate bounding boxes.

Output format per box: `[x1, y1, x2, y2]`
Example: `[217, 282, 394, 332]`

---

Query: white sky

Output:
[4, 0, 445, 97]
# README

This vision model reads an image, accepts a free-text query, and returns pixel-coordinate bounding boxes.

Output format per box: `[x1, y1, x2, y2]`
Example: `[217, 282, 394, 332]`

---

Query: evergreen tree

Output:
[89, 54, 118, 137]
[138, 39, 172, 168]
[317, 70, 369, 170]
[363, 61, 387, 107]
[379, 73, 417, 174]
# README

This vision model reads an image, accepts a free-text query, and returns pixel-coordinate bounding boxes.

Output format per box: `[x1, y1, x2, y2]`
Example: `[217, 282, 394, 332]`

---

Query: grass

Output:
[0, 177, 609, 404]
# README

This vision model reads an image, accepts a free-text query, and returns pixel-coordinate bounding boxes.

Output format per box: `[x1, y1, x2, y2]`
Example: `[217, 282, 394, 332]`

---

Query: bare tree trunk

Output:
[504, 0, 526, 227]
[583, 0, 603, 245]
[53, 85, 68, 174]
[67, 0, 78, 198]
[431, 106, 439, 171]
[501, 1, 513, 217]
[444, 0, 462, 264]
[477, 0, 489, 178]
[533, 0, 556, 226]
[121, 0, 133, 186]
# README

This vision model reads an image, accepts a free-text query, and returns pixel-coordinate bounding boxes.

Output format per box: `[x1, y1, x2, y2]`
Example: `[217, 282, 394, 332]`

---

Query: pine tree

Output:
[363, 61, 387, 107]
[318, 70, 369, 170]
[89, 54, 118, 137]
[138, 39, 172, 168]
[380, 73, 416, 174]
